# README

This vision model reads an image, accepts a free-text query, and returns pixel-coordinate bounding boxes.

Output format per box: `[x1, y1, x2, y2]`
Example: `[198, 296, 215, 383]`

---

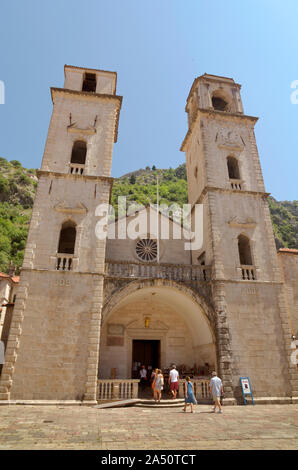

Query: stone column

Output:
[0, 279, 28, 400]
[212, 281, 236, 405]
[83, 274, 104, 404]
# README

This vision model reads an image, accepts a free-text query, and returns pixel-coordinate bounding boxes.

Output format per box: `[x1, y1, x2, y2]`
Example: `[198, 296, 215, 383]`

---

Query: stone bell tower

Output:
[0, 65, 122, 402]
[181, 74, 298, 403]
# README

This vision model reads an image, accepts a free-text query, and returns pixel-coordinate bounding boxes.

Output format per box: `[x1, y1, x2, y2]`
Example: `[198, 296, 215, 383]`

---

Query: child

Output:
[183, 377, 197, 413]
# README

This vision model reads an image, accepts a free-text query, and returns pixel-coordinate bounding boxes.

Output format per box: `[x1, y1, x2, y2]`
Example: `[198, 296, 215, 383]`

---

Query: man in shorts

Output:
[168, 365, 179, 399]
[209, 371, 223, 413]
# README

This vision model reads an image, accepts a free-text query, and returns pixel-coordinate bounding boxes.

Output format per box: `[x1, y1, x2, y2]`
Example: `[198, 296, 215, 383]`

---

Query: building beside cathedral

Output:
[0, 65, 297, 405]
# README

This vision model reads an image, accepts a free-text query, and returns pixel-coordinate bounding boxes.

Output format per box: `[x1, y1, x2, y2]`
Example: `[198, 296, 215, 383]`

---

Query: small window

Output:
[82, 73, 96, 92]
[212, 96, 228, 111]
[238, 235, 252, 265]
[136, 239, 158, 262]
[58, 221, 76, 254]
[71, 141, 87, 165]
[227, 156, 240, 180]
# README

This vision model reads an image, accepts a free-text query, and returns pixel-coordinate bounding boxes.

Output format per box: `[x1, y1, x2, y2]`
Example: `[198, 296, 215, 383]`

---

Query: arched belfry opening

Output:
[58, 221, 76, 255]
[212, 93, 229, 111]
[238, 234, 253, 266]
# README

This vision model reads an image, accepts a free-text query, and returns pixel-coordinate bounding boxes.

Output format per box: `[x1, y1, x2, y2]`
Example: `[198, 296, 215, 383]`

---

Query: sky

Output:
[0, 0, 297, 201]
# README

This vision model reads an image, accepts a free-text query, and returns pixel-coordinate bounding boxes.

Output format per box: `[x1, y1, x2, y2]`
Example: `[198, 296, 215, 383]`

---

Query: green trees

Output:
[0, 158, 296, 274]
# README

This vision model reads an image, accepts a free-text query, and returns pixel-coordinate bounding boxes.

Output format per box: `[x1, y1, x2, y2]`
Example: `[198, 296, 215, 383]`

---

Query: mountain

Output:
[0, 158, 297, 273]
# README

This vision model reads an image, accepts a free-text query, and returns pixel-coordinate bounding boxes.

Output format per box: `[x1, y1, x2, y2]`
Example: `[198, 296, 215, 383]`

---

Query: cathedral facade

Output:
[0, 66, 297, 405]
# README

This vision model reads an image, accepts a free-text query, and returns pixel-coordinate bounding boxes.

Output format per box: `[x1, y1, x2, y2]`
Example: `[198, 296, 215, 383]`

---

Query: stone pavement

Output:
[0, 404, 297, 450]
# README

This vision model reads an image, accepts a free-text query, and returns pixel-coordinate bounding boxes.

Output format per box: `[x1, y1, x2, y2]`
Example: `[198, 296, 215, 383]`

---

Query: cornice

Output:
[50, 87, 122, 142]
[191, 186, 270, 211]
[37, 169, 114, 184]
[181, 108, 258, 152]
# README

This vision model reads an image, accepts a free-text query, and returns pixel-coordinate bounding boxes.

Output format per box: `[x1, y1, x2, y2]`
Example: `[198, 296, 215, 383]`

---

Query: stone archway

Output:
[99, 279, 217, 379]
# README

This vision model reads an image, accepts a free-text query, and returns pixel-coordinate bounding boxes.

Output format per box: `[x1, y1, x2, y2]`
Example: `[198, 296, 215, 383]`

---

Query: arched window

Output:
[58, 221, 76, 254]
[238, 234, 252, 265]
[212, 95, 228, 111]
[227, 156, 240, 180]
[71, 141, 87, 165]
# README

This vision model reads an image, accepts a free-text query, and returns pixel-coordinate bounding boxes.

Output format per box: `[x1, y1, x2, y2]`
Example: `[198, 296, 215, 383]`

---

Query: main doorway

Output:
[132, 340, 160, 379]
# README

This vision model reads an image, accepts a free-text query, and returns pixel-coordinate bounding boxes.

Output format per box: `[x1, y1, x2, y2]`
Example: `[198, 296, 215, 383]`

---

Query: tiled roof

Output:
[0, 272, 20, 282]
[278, 248, 298, 254]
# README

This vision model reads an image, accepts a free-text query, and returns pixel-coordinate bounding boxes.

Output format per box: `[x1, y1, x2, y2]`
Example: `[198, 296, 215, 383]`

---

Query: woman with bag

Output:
[154, 369, 164, 403]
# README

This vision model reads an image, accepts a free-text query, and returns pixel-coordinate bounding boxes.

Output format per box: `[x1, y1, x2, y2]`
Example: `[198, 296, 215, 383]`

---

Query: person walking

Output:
[183, 377, 197, 413]
[209, 371, 224, 413]
[139, 365, 147, 392]
[151, 368, 158, 397]
[168, 365, 179, 399]
[154, 369, 164, 403]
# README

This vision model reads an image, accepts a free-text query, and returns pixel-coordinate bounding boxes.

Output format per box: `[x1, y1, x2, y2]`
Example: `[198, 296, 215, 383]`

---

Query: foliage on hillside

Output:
[0, 158, 296, 274]
[0, 157, 37, 273]
[111, 164, 188, 214]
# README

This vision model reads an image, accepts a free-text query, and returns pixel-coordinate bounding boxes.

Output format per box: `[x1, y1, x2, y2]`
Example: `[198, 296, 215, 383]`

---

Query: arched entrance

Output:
[99, 280, 217, 380]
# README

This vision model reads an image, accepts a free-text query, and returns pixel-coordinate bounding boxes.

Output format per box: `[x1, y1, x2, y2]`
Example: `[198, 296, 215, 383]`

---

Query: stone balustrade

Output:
[97, 379, 212, 401]
[105, 260, 211, 282]
[230, 179, 243, 190]
[179, 379, 212, 401]
[56, 254, 74, 271]
[240, 265, 256, 280]
[97, 379, 139, 400]
[69, 163, 85, 175]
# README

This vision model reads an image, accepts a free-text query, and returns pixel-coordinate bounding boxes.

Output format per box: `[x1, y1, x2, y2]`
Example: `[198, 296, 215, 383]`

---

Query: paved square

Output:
[0, 404, 297, 450]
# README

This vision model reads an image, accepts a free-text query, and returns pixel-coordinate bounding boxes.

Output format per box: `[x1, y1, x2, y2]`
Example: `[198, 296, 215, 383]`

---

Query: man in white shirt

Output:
[209, 371, 224, 413]
[168, 365, 179, 399]
[139, 365, 147, 391]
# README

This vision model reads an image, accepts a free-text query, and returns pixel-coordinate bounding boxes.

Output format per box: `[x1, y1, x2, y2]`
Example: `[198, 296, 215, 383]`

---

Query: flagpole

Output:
[156, 175, 159, 263]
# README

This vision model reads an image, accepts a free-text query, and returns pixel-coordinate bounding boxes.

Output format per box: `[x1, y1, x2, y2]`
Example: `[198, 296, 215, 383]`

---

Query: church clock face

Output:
[135, 239, 158, 262]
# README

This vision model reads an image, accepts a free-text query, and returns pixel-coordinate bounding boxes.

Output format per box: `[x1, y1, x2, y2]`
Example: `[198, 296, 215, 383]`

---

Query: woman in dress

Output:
[151, 368, 158, 398]
[154, 369, 164, 403]
[183, 376, 197, 413]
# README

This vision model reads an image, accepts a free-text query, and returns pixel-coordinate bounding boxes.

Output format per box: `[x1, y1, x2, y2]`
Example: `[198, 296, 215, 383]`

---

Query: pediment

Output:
[54, 201, 88, 214]
[67, 123, 96, 135]
[216, 129, 244, 150]
[228, 216, 256, 228]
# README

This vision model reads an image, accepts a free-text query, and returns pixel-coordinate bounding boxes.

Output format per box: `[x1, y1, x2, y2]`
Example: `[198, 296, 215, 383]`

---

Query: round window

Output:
[135, 239, 158, 262]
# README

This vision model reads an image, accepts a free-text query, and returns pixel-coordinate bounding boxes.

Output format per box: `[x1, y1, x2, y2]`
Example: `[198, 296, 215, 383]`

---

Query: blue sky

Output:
[0, 0, 297, 200]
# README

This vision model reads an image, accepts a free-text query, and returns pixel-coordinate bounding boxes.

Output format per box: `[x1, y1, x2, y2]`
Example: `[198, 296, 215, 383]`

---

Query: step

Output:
[138, 398, 184, 404]
[135, 399, 185, 408]
[95, 399, 140, 409]
[135, 403, 184, 408]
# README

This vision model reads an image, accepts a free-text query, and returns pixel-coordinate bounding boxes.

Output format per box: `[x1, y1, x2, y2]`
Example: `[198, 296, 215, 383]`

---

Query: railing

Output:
[97, 379, 212, 401]
[69, 163, 85, 175]
[230, 178, 242, 190]
[56, 254, 74, 271]
[240, 265, 256, 280]
[105, 261, 211, 282]
[97, 380, 139, 400]
[179, 379, 212, 401]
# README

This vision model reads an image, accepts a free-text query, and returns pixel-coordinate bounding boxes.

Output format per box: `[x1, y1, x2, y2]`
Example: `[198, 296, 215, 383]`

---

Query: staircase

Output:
[135, 398, 185, 408]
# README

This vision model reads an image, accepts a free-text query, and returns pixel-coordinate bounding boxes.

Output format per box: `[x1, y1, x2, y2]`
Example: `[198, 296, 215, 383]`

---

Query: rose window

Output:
[135, 239, 158, 262]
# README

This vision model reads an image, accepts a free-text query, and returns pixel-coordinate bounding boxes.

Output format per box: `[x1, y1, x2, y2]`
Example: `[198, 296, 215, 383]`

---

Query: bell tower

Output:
[0, 66, 122, 402]
[182, 74, 298, 403]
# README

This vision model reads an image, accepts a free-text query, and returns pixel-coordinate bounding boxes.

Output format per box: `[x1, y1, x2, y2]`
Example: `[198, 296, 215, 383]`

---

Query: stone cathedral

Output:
[0, 65, 297, 405]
